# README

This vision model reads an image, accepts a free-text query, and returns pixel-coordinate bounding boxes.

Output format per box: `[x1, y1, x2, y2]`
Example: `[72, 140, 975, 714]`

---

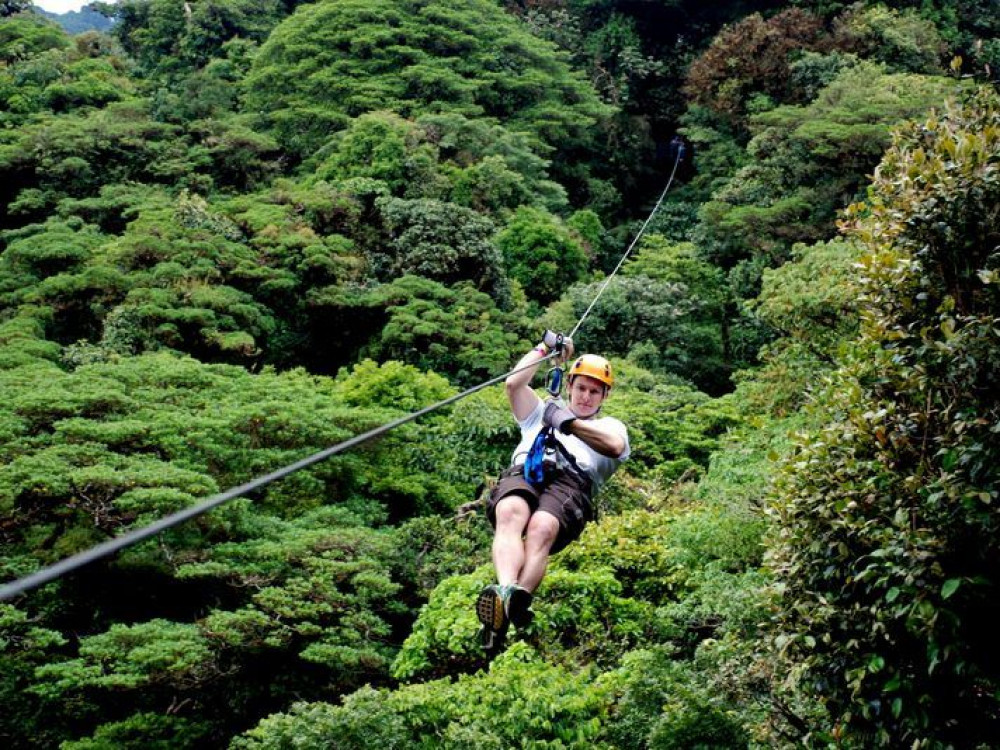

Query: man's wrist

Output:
[534, 343, 548, 355]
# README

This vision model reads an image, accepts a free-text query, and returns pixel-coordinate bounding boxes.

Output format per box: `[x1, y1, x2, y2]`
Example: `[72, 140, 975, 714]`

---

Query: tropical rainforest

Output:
[0, 0, 998, 747]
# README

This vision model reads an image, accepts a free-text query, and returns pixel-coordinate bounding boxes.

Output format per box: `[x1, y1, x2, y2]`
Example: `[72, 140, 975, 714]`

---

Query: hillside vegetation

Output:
[1, 1, 998, 747]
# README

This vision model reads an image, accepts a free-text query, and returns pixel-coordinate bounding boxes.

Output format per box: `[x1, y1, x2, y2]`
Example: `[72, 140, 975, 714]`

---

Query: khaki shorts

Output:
[486, 465, 594, 554]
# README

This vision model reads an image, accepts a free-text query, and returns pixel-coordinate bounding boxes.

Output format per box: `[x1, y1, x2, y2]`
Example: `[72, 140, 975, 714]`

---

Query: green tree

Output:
[544, 272, 728, 392]
[415, 111, 566, 211]
[736, 239, 863, 417]
[371, 196, 510, 305]
[0, 12, 67, 63]
[0, 99, 210, 223]
[0, 604, 68, 748]
[791, 0, 999, 76]
[238, 642, 616, 749]
[314, 111, 422, 195]
[509, 0, 791, 215]
[0, 21, 133, 129]
[696, 63, 959, 273]
[683, 8, 827, 136]
[360, 275, 531, 387]
[768, 88, 1000, 745]
[831, 3, 946, 74]
[113, 0, 287, 79]
[312, 110, 568, 215]
[607, 646, 751, 749]
[604, 362, 742, 482]
[0, 349, 469, 746]
[495, 206, 588, 305]
[753, 238, 861, 351]
[243, 0, 610, 177]
[1, 195, 283, 362]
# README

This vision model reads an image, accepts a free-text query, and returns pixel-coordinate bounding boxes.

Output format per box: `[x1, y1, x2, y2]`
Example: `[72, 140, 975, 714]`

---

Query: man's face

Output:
[568, 375, 607, 418]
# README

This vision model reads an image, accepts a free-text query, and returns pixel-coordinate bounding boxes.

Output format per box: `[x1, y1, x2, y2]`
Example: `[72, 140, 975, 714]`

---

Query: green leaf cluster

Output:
[359, 275, 531, 387]
[697, 62, 959, 272]
[0, 20, 131, 125]
[113, 0, 287, 79]
[238, 642, 616, 750]
[311, 110, 568, 216]
[243, 0, 611, 168]
[495, 206, 589, 305]
[543, 269, 730, 392]
[767, 87, 1000, 745]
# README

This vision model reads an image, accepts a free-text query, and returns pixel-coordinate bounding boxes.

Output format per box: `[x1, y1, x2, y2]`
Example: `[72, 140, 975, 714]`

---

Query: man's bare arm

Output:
[505, 335, 573, 422]
[566, 419, 626, 458]
[505, 348, 546, 422]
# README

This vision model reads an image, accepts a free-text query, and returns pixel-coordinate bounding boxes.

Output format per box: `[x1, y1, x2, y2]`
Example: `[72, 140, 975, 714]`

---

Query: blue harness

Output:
[523, 427, 556, 487]
[523, 425, 586, 488]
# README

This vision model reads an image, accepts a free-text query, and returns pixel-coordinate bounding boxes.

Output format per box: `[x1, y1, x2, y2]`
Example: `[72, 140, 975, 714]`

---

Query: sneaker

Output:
[504, 584, 534, 628]
[479, 623, 507, 654]
[476, 584, 507, 632]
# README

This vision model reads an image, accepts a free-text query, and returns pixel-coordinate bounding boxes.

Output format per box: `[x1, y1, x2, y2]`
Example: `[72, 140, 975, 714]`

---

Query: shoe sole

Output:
[476, 586, 506, 631]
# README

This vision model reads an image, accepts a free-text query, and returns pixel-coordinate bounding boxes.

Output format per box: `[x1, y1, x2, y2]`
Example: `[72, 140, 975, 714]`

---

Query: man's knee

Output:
[525, 511, 560, 550]
[494, 494, 531, 530]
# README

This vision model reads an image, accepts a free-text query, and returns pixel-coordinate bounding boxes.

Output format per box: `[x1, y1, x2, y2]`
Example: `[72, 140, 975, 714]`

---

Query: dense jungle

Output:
[1, 0, 998, 746]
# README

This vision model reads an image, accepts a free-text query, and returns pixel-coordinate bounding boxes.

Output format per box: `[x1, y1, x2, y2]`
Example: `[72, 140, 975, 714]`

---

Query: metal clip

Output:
[545, 366, 563, 397]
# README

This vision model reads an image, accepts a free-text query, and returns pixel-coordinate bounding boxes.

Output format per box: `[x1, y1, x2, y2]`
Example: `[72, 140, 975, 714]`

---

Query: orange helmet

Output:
[568, 354, 614, 389]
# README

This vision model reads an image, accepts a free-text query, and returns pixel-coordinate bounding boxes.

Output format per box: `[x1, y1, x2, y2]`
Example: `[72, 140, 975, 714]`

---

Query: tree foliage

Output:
[732, 238, 863, 417]
[683, 8, 828, 134]
[372, 196, 509, 303]
[0, 11, 67, 63]
[767, 88, 1000, 746]
[243, 0, 611, 169]
[2, 2, 998, 747]
[696, 63, 959, 271]
[359, 275, 531, 386]
[495, 206, 589, 305]
[0, 351, 466, 746]
[308, 109, 572, 220]
[792, 0, 1000, 76]
[831, 3, 946, 74]
[112, 0, 288, 80]
[543, 242, 731, 392]
[237, 643, 616, 749]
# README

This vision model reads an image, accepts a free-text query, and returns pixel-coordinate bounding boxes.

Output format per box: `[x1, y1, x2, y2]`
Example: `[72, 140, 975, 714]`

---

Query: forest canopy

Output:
[1, 0, 998, 748]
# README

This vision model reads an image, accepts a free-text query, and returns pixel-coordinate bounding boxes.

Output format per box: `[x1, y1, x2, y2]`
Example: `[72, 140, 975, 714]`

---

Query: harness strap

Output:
[522, 426, 597, 520]
[522, 426, 553, 487]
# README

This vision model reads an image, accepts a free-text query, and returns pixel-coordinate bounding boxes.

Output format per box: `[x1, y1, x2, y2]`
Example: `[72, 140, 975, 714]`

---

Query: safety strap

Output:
[522, 425, 587, 487]
[523, 426, 553, 487]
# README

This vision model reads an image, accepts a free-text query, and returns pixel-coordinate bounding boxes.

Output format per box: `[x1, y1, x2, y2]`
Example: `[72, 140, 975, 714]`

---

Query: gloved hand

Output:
[543, 400, 576, 434]
[540, 330, 573, 361]
[559, 336, 574, 362]
[541, 330, 561, 350]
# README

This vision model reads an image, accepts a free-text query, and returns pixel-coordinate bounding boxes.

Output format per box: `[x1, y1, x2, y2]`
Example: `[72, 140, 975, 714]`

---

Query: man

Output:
[476, 331, 630, 651]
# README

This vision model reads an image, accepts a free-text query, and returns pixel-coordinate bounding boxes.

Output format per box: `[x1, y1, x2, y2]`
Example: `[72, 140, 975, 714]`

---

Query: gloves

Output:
[540, 330, 574, 361]
[543, 400, 576, 434]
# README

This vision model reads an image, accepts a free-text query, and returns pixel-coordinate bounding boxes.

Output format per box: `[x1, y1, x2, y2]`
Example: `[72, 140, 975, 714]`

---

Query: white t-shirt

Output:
[510, 398, 630, 490]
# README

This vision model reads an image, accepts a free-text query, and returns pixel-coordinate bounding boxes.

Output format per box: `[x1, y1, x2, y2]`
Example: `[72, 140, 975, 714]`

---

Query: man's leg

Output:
[517, 510, 560, 592]
[478, 494, 532, 650]
[492, 494, 531, 586]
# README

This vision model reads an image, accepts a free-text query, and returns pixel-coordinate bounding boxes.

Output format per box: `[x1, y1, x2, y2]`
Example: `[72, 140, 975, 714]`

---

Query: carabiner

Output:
[545, 366, 563, 397]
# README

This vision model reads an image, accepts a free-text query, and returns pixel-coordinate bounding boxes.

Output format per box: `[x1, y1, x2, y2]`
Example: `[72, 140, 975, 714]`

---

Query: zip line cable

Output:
[0, 352, 559, 602]
[568, 147, 682, 340]
[0, 151, 682, 602]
